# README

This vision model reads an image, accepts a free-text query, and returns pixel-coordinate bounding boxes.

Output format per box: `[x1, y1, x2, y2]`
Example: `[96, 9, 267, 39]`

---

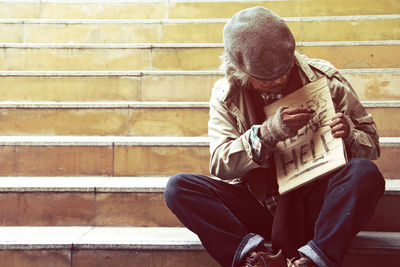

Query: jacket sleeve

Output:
[208, 85, 269, 180]
[329, 73, 380, 160]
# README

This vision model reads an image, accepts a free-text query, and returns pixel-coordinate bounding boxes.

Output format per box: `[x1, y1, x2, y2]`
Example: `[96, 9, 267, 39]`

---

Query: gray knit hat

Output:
[223, 6, 295, 81]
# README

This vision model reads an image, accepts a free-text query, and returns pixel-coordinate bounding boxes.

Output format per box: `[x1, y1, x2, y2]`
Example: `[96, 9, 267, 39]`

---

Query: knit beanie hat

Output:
[223, 6, 295, 81]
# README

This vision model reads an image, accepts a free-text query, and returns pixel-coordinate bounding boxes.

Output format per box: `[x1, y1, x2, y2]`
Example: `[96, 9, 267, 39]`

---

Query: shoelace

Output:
[244, 253, 272, 267]
[244, 255, 257, 266]
[287, 257, 317, 267]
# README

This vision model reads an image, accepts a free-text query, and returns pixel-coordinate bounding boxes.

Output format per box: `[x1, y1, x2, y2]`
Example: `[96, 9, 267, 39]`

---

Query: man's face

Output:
[249, 66, 292, 94]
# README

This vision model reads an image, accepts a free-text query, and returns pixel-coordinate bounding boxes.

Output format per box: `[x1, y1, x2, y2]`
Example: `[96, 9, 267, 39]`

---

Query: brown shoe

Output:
[287, 256, 317, 267]
[244, 249, 287, 267]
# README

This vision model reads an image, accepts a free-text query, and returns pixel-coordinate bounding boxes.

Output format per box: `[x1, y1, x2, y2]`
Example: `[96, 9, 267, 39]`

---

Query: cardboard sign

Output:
[263, 77, 347, 194]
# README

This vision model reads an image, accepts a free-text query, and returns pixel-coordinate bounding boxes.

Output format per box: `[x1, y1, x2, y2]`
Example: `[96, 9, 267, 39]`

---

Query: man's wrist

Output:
[260, 106, 296, 145]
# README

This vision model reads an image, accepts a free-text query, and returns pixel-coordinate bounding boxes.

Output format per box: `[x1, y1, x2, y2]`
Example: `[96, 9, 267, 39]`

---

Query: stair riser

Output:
[0, 108, 209, 136]
[1, 0, 399, 19]
[169, 0, 400, 19]
[0, 248, 398, 267]
[0, 145, 209, 176]
[0, 192, 179, 227]
[0, 249, 219, 267]
[0, 76, 143, 102]
[0, 145, 397, 178]
[0, 190, 397, 231]
[365, 195, 400, 232]
[2, 18, 399, 43]
[346, 72, 400, 101]
[0, 2, 168, 20]
[1, 45, 399, 71]
[0, 250, 71, 267]
[95, 193, 179, 227]
[73, 250, 219, 267]
[375, 147, 400, 179]
[0, 192, 95, 226]
[0, 146, 114, 176]
[343, 254, 400, 267]
[0, 106, 395, 136]
[1, 72, 399, 102]
[114, 146, 210, 176]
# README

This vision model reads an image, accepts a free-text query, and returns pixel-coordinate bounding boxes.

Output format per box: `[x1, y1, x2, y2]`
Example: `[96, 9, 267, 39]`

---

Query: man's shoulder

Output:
[300, 54, 341, 79]
[211, 77, 236, 102]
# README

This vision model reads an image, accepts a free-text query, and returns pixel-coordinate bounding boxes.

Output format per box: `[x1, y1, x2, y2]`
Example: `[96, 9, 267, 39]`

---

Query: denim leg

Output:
[299, 158, 385, 267]
[164, 173, 274, 267]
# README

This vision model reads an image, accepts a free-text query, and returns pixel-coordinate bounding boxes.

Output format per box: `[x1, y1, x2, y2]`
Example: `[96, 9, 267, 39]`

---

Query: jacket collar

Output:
[294, 51, 318, 83]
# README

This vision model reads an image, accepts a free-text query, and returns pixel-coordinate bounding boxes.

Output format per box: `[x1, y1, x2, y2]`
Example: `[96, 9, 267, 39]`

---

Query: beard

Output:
[256, 80, 288, 94]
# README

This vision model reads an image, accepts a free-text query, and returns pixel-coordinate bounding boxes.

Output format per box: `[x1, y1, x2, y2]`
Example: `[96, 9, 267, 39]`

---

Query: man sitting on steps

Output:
[164, 6, 385, 267]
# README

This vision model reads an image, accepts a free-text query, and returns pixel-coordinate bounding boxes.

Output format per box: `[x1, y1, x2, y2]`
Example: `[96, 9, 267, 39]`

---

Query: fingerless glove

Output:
[260, 107, 297, 147]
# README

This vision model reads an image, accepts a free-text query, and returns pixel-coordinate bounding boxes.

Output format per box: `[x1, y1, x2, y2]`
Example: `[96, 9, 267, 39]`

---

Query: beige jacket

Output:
[208, 52, 380, 198]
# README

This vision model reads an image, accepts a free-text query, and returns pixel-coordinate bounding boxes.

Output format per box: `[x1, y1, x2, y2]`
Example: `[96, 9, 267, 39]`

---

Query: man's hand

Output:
[281, 107, 315, 133]
[330, 113, 350, 139]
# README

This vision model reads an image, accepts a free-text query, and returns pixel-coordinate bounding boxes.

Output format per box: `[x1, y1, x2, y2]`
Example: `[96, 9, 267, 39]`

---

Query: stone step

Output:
[1, 69, 399, 102]
[0, 136, 211, 177]
[1, 15, 399, 43]
[0, 226, 218, 267]
[0, 136, 397, 178]
[0, 0, 169, 20]
[0, 226, 398, 267]
[0, 176, 398, 231]
[0, 101, 397, 137]
[1, 0, 399, 19]
[0, 102, 210, 137]
[1, 41, 399, 71]
[0, 177, 176, 227]
[169, 0, 400, 19]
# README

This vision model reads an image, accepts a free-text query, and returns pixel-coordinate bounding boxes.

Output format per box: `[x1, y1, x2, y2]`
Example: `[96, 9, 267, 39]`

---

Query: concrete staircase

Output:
[0, 0, 399, 266]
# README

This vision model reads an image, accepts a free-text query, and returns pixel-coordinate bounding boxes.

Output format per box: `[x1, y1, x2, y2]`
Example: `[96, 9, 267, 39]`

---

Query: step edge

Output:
[0, 227, 397, 253]
[0, 136, 211, 146]
[0, 0, 166, 3]
[0, 177, 397, 194]
[362, 100, 400, 108]
[0, 176, 168, 193]
[1, 40, 399, 49]
[0, 101, 210, 108]
[1, 14, 400, 24]
[380, 137, 400, 147]
[0, 100, 399, 108]
[0, 136, 398, 146]
[1, 69, 399, 76]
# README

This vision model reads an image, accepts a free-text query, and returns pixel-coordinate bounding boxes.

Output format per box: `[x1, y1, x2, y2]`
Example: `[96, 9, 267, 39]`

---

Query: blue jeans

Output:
[164, 158, 384, 267]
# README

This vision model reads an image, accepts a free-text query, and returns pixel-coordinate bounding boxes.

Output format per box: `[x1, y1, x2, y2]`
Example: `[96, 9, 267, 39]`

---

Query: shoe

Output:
[244, 249, 287, 267]
[287, 256, 317, 267]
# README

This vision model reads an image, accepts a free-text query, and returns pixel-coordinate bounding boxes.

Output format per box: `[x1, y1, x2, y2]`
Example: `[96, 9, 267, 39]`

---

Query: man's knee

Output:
[348, 158, 382, 180]
[164, 173, 187, 206]
[348, 158, 376, 172]
[346, 158, 385, 196]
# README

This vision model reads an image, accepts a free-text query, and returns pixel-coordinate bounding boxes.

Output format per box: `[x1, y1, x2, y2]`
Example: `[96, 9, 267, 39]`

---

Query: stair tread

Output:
[0, 176, 169, 192]
[0, 226, 201, 250]
[2, 40, 400, 48]
[1, 43, 397, 71]
[2, 0, 399, 20]
[0, 135, 396, 145]
[0, 101, 211, 108]
[0, 100, 399, 108]
[0, 226, 397, 252]
[2, 14, 399, 23]
[0, 177, 398, 194]
[1, 68, 399, 76]
[0, 135, 210, 146]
